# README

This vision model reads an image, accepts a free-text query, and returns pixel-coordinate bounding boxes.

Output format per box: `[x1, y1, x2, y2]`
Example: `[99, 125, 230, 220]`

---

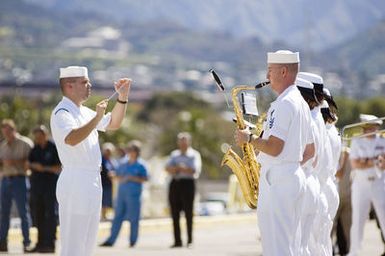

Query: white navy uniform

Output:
[347, 135, 385, 256]
[308, 106, 332, 256]
[50, 96, 111, 256]
[323, 123, 341, 255]
[299, 118, 320, 256]
[257, 85, 313, 256]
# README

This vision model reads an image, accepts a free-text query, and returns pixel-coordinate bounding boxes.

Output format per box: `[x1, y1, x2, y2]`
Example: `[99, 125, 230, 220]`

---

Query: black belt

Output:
[172, 178, 194, 181]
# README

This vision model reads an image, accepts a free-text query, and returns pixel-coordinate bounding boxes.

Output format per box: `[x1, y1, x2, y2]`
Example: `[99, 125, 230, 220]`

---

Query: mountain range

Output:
[0, 0, 384, 98]
[23, 0, 385, 50]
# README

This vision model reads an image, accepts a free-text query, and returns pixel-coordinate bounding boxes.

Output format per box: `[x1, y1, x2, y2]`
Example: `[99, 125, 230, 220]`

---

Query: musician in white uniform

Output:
[50, 66, 131, 256]
[297, 72, 333, 256]
[295, 77, 321, 256]
[348, 114, 385, 256]
[235, 50, 314, 256]
[321, 99, 341, 255]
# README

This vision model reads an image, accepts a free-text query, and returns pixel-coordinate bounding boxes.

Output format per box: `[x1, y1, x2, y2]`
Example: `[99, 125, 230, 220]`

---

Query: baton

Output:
[209, 69, 230, 108]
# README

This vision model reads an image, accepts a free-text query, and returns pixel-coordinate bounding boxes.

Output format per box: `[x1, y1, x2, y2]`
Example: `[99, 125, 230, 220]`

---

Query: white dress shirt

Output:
[326, 123, 342, 176]
[257, 85, 314, 169]
[50, 96, 111, 171]
[312, 107, 333, 183]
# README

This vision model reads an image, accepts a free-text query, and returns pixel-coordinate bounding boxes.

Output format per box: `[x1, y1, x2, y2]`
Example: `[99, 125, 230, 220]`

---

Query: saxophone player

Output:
[235, 50, 315, 256]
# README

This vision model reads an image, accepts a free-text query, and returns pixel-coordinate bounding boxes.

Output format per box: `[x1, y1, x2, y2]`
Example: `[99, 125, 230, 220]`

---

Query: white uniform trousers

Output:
[298, 171, 320, 256]
[257, 164, 305, 256]
[258, 168, 273, 256]
[321, 177, 340, 256]
[56, 168, 102, 256]
[348, 170, 385, 256]
[310, 180, 329, 256]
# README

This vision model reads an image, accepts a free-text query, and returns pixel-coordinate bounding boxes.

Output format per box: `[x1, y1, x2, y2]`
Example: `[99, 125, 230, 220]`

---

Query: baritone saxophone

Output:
[221, 86, 265, 209]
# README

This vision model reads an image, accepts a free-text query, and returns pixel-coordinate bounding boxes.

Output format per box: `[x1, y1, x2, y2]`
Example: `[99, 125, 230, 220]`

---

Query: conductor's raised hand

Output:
[114, 78, 132, 99]
[95, 99, 109, 120]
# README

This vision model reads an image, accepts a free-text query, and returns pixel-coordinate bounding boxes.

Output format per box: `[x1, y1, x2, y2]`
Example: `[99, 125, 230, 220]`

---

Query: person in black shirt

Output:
[101, 143, 116, 221]
[27, 125, 61, 253]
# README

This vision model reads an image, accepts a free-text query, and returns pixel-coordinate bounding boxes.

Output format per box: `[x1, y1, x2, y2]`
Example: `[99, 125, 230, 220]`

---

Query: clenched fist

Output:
[95, 99, 109, 120]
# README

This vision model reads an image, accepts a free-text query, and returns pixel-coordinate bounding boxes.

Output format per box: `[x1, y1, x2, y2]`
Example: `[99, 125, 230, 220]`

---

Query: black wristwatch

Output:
[117, 98, 128, 104]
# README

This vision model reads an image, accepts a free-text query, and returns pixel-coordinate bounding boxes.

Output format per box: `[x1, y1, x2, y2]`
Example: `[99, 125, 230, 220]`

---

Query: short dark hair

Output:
[33, 124, 49, 135]
[59, 77, 78, 93]
[127, 140, 142, 156]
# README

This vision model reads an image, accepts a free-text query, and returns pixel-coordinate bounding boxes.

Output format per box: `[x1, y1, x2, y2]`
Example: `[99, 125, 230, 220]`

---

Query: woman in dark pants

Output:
[100, 140, 148, 247]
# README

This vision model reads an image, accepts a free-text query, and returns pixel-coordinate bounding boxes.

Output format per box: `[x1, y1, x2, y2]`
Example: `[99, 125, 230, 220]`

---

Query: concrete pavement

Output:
[4, 212, 384, 255]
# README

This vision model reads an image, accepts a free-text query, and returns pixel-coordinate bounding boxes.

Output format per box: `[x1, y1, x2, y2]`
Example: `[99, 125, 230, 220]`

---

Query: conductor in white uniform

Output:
[50, 66, 131, 256]
[235, 50, 314, 255]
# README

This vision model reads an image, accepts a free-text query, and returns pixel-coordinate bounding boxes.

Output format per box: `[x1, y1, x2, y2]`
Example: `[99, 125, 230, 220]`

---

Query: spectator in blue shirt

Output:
[100, 140, 148, 247]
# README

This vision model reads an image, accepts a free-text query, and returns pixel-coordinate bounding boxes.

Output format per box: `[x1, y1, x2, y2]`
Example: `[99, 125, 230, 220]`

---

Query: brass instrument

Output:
[221, 85, 265, 209]
[342, 116, 385, 140]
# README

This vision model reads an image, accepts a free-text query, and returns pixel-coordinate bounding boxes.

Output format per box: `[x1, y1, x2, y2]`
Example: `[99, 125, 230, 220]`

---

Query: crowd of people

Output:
[0, 66, 202, 255]
[0, 52, 384, 256]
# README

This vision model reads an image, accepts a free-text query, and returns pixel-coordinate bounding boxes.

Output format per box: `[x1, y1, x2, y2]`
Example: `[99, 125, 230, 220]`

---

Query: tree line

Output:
[0, 92, 384, 179]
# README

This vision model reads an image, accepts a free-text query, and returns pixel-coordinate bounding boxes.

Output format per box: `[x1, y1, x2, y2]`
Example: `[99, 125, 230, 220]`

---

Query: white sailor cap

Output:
[296, 78, 313, 89]
[323, 88, 331, 97]
[59, 66, 88, 79]
[297, 72, 323, 85]
[267, 50, 300, 64]
[102, 142, 115, 152]
[320, 100, 329, 109]
[360, 114, 383, 125]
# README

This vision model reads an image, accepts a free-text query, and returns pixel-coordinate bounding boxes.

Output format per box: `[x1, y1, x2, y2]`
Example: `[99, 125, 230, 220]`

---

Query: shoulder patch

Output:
[54, 108, 69, 115]
[269, 109, 275, 129]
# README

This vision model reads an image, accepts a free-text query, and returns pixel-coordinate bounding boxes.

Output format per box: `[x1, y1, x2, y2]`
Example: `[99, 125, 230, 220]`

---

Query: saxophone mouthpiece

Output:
[255, 80, 270, 89]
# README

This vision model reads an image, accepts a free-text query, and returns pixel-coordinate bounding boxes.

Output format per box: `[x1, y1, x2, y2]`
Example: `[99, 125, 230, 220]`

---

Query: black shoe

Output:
[99, 241, 113, 247]
[0, 241, 7, 252]
[170, 243, 182, 248]
[38, 246, 55, 253]
[129, 242, 136, 248]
